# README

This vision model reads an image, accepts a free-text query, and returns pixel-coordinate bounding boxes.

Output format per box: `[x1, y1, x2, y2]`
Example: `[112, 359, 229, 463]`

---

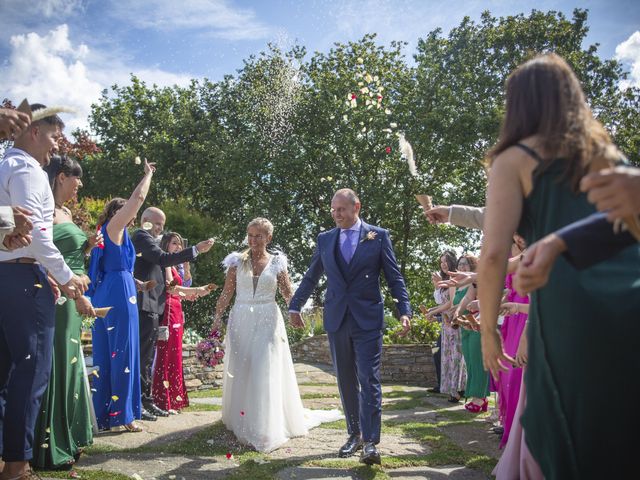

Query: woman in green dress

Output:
[33, 156, 99, 469]
[452, 255, 489, 412]
[478, 53, 640, 478]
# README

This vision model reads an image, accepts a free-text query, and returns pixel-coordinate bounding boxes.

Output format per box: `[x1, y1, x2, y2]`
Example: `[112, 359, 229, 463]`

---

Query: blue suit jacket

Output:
[557, 212, 637, 270]
[289, 220, 411, 333]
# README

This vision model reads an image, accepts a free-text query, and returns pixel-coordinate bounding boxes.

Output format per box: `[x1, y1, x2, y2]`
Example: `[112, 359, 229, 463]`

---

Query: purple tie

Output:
[341, 229, 355, 264]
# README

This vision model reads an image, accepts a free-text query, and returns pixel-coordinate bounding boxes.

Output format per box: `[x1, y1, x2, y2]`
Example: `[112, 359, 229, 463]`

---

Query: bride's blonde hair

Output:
[240, 217, 274, 267]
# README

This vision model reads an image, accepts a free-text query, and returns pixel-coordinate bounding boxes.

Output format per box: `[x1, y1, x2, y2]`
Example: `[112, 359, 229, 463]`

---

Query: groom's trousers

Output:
[327, 311, 383, 444]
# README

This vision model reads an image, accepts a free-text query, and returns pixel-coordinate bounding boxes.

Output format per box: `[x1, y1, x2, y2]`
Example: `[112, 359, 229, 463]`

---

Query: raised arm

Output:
[107, 159, 155, 245]
[212, 266, 237, 331]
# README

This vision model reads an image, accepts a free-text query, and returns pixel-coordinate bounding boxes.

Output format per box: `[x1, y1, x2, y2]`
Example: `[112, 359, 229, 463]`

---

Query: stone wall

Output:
[182, 344, 224, 391]
[290, 334, 436, 386]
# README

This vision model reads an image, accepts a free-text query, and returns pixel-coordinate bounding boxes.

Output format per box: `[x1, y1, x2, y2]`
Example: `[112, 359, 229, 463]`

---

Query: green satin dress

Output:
[518, 158, 640, 479]
[33, 222, 93, 469]
[455, 288, 489, 399]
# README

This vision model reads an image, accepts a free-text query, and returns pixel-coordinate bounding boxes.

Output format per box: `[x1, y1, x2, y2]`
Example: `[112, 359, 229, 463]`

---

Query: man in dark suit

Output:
[132, 207, 214, 420]
[289, 189, 411, 465]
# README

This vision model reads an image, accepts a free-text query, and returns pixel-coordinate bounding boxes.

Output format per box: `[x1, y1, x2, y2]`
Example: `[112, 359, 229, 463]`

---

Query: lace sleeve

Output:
[222, 252, 242, 273]
[272, 252, 288, 275]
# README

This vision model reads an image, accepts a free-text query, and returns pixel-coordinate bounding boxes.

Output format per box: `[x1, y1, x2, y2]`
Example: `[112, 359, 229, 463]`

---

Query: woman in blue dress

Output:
[88, 159, 155, 432]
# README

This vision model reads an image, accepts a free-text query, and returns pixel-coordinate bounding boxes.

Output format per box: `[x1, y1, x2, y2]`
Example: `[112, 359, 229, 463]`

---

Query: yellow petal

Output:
[112, 395, 119, 401]
[70, 357, 78, 364]
[34, 283, 43, 288]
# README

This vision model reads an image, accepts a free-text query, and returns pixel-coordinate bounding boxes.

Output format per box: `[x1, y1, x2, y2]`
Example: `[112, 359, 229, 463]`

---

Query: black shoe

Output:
[141, 408, 157, 421]
[359, 442, 381, 465]
[427, 386, 441, 394]
[144, 403, 169, 417]
[338, 434, 363, 458]
[447, 395, 461, 403]
[490, 426, 504, 435]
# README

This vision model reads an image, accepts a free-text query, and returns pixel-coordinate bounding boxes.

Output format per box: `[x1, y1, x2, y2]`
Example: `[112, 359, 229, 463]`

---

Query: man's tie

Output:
[341, 229, 355, 264]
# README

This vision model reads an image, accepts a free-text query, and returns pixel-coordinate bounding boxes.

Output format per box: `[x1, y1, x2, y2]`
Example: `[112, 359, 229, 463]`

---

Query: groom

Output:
[289, 188, 411, 465]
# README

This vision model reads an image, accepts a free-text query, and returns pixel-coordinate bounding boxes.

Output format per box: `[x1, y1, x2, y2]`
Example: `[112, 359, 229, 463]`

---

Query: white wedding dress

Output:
[220, 252, 341, 453]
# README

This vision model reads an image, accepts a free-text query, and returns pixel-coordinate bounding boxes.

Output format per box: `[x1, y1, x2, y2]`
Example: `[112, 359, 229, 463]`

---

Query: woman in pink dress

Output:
[152, 232, 214, 413]
[496, 235, 529, 447]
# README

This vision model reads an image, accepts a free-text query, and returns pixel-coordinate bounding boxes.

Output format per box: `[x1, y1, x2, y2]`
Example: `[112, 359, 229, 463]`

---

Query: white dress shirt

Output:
[0, 206, 15, 251]
[339, 217, 362, 253]
[0, 148, 73, 284]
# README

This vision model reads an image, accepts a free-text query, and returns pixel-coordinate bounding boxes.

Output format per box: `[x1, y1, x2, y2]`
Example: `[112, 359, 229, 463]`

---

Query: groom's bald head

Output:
[333, 188, 360, 205]
[331, 188, 361, 229]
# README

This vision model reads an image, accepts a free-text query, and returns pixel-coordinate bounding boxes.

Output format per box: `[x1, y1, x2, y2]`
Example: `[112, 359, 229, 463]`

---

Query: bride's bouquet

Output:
[196, 329, 225, 368]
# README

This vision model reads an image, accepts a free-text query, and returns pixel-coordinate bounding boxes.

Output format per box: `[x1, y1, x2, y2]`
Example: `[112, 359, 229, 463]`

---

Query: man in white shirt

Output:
[0, 104, 88, 480]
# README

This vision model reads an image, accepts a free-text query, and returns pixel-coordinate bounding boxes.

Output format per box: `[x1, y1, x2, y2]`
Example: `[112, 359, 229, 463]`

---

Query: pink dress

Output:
[493, 374, 543, 479]
[497, 273, 528, 447]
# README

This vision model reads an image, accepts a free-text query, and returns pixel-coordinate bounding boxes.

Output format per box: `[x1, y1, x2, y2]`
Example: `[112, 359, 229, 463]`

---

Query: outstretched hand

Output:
[423, 206, 451, 225]
[481, 329, 514, 382]
[515, 234, 566, 295]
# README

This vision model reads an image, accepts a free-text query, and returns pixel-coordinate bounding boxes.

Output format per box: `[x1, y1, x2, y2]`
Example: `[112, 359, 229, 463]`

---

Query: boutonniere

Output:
[361, 231, 377, 243]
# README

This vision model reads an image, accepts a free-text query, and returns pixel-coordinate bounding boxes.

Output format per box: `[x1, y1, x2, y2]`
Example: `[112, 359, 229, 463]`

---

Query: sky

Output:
[1, 0, 639, 131]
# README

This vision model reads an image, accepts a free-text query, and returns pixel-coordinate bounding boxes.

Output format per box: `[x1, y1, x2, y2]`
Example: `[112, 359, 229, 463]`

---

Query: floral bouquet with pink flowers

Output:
[195, 330, 225, 368]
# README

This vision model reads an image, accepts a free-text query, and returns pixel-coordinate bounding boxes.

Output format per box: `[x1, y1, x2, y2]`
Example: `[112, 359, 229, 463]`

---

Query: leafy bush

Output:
[383, 314, 440, 345]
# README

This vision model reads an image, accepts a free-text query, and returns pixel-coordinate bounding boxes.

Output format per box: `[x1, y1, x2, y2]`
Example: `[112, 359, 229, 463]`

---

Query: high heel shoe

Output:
[481, 398, 488, 412]
[464, 399, 488, 413]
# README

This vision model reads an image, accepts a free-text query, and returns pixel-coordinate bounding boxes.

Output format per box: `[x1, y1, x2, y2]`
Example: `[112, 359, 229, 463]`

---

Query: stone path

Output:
[51, 362, 501, 479]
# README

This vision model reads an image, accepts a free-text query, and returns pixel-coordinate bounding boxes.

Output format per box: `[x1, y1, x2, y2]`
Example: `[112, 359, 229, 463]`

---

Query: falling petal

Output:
[176, 395, 182, 401]
[111, 352, 116, 358]
[250, 307, 254, 312]
[34, 283, 43, 288]
[227, 372, 234, 378]
[70, 357, 78, 364]
[45, 427, 51, 433]
[226, 453, 233, 460]
[124, 367, 130, 373]
[56, 296, 67, 305]
[134, 156, 141, 165]
[163, 380, 170, 389]
[112, 395, 119, 401]
[74, 393, 79, 400]
[142, 222, 153, 230]
[41, 443, 49, 448]
[129, 296, 137, 304]
[108, 411, 121, 417]
[390, 122, 398, 128]
[91, 370, 99, 377]
[357, 57, 364, 64]
[240, 411, 245, 416]
[107, 326, 115, 331]
[70, 338, 79, 344]
[136, 252, 142, 257]
[173, 323, 181, 328]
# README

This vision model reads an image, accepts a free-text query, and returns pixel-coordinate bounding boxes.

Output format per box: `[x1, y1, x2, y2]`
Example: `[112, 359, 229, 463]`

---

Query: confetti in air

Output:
[70, 357, 78, 364]
[398, 133, 417, 176]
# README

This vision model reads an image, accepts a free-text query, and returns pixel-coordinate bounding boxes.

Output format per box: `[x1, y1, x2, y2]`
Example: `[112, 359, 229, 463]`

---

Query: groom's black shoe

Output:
[141, 408, 157, 421]
[338, 434, 363, 457]
[144, 402, 169, 417]
[359, 442, 381, 465]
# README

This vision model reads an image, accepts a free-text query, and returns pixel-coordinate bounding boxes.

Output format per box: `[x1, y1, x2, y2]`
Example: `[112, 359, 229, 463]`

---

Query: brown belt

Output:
[0, 257, 37, 264]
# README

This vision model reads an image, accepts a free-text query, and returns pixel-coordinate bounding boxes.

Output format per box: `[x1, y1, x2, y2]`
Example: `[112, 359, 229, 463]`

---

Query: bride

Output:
[212, 217, 341, 452]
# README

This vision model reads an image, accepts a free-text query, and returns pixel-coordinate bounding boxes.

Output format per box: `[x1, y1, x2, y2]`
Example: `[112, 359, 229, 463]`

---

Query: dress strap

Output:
[515, 143, 544, 163]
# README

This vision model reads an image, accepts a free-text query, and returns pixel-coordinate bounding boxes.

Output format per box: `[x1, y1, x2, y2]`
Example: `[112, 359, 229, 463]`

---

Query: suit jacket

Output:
[449, 204, 484, 230]
[289, 220, 411, 333]
[557, 212, 637, 270]
[132, 228, 197, 314]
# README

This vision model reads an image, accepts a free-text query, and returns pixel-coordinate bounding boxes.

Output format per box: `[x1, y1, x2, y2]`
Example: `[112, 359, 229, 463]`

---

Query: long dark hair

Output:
[160, 232, 184, 252]
[43, 155, 82, 195]
[439, 250, 457, 281]
[97, 198, 126, 227]
[487, 53, 619, 191]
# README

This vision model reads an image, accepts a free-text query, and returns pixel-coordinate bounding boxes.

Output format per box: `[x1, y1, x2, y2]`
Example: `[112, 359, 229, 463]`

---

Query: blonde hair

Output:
[240, 217, 274, 267]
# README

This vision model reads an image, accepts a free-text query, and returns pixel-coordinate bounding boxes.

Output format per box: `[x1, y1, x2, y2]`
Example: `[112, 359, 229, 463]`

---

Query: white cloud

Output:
[112, 0, 272, 41]
[0, 24, 193, 132]
[615, 31, 640, 89]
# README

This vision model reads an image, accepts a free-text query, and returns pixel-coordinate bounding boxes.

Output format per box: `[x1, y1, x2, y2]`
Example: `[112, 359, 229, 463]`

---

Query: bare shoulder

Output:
[491, 137, 540, 196]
